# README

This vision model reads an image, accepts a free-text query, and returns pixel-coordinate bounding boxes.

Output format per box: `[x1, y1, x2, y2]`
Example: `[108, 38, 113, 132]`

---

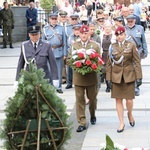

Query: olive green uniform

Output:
[0, 8, 14, 46]
[67, 40, 101, 126]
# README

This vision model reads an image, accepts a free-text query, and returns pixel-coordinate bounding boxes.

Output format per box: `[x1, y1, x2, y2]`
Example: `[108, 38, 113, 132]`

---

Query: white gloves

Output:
[13, 81, 18, 90]
[53, 80, 59, 88]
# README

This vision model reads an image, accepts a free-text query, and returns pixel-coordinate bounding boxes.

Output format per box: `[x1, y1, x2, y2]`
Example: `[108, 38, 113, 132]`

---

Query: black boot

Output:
[106, 81, 111, 93]
[10, 43, 14, 49]
[1, 45, 7, 49]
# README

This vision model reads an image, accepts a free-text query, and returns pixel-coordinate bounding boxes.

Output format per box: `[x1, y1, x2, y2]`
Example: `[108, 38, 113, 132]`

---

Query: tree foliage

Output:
[40, 0, 55, 12]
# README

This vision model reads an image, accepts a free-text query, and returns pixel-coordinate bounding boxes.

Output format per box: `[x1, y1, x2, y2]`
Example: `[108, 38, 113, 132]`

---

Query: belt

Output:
[52, 43, 64, 49]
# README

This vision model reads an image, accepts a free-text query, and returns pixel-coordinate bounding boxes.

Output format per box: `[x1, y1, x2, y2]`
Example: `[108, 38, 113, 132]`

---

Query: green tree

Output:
[40, 0, 55, 12]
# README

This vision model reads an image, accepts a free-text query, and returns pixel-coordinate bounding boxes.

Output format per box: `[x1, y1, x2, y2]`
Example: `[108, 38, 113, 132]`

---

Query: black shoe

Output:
[117, 124, 125, 133]
[56, 89, 63, 94]
[135, 91, 140, 96]
[129, 121, 135, 127]
[65, 84, 72, 89]
[127, 112, 135, 127]
[90, 117, 96, 125]
[106, 87, 111, 93]
[1, 45, 7, 49]
[76, 126, 86, 132]
[10, 44, 14, 48]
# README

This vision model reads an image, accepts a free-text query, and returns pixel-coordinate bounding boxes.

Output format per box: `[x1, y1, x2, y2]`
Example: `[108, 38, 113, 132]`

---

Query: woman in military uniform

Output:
[106, 26, 142, 133]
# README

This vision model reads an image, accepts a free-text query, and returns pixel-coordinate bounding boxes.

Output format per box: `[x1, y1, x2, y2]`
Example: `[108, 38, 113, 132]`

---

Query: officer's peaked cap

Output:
[28, 25, 40, 34]
[49, 13, 58, 18]
[70, 14, 79, 18]
[73, 24, 81, 29]
[59, 11, 68, 16]
[126, 14, 136, 20]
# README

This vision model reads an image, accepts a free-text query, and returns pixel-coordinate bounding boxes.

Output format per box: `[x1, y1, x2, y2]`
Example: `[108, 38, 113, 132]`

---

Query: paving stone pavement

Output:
[0, 30, 150, 149]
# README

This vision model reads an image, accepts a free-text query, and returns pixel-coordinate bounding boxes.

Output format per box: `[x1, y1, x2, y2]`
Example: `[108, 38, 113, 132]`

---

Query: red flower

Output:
[75, 61, 82, 68]
[85, 59, 92, 66]
[91, 63, 98, 70]
[78, 52, 84, 59]
[98, 58, 104, 65]
[90, 53, 96, 59]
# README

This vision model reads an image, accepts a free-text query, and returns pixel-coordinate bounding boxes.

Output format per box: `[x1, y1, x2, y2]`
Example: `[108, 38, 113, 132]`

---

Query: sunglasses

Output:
[51, 18, 57, 20]
[72, 18, 77, 21]
[127, 21, 134, 23]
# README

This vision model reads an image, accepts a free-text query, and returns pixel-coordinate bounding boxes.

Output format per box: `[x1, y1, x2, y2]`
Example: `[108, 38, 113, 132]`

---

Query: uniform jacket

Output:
[25, 8, 37, 27]
[16, 40, 58, 82]
[125, 24, 148, 57]
[0, 8, 14, 26]
[106, 40, 142, 84]
[42, 24, 67, 58]
[67, 40, 101, 86]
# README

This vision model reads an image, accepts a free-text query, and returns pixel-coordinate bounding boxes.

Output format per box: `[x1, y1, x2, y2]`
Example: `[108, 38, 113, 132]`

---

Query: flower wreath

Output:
[69, 48, 104, 75]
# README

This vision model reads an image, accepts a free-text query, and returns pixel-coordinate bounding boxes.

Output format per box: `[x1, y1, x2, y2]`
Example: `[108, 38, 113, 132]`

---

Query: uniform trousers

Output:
[55, 57, 63, 89]
[66, 65, 73, 86]
[75, 84, 97, 126]
[3, 26, 12, 45]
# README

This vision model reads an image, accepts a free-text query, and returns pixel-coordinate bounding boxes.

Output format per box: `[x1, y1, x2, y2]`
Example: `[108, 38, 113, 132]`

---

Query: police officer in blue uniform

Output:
[42, 13, 67, 93]
[125, 14, 148, 96]
[65, 14, 81, 89]
[66, 24, 81, 89]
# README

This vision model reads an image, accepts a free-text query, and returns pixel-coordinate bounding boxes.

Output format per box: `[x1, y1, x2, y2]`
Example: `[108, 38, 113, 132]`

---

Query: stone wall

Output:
[12, 6, 28, 43]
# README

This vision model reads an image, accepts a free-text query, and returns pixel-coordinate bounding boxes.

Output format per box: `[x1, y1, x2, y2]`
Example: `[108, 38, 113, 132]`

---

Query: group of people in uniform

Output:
[14, 3, 148, 133]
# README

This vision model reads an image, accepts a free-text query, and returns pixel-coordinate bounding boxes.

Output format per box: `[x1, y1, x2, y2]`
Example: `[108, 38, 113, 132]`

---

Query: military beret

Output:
[70, 14, 79, 18]
[114, 16, 123, 22]
[49, 13, 58, 18]
[28, 25, 40, 34]
[79, 25, 89, 33]
[126, 15, 136, 20]
[59, 11, 68, 16]
[115, 26, 125, 35]
[72, 24, 81, 29]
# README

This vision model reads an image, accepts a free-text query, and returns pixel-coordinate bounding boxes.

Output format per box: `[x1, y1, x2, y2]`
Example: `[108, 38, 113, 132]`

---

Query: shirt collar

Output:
[31, 40, 39, 47]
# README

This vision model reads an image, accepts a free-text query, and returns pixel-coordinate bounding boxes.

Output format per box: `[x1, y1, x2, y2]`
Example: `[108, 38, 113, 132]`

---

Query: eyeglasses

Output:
[72, 18, 77, 21]
[51, 18, 57, 20]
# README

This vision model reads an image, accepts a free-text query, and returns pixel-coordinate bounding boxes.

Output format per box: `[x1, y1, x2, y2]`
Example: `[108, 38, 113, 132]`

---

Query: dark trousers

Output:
[66, 65, 72, 85]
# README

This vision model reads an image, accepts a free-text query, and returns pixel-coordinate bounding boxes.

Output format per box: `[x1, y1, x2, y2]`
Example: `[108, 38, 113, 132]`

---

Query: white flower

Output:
[86, 49, 96, 55]
[72, 55, 78, 60]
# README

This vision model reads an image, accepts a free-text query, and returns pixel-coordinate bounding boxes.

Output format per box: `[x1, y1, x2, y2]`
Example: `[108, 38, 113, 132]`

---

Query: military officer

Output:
[0, 2, 14, 49]
[42, 13, 67, 94]
[106, 26, 142, 133]
[67, 25, 101, 132]
[125, 14, 148, 96]
[15, 25, 59, 88]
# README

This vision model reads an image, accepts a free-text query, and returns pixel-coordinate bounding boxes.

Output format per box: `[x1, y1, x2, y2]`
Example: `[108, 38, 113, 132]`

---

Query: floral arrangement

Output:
[69, 48, 104, 75]
[100, 135, 149, 150]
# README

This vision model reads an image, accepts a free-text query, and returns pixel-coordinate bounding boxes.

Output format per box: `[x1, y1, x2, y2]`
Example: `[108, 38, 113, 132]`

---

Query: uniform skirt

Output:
[111, 77, 135, 99]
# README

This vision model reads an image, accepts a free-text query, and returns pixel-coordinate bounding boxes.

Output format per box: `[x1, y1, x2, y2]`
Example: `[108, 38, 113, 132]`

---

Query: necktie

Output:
[83, 43, 86, 48]
[34, 43, 37, 51]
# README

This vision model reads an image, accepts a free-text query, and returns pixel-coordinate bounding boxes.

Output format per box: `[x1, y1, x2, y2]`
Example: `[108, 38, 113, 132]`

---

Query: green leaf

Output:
[41, 111, 48, 118]
[106, 134, 115, 150]
[42, 104, 49, 110]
